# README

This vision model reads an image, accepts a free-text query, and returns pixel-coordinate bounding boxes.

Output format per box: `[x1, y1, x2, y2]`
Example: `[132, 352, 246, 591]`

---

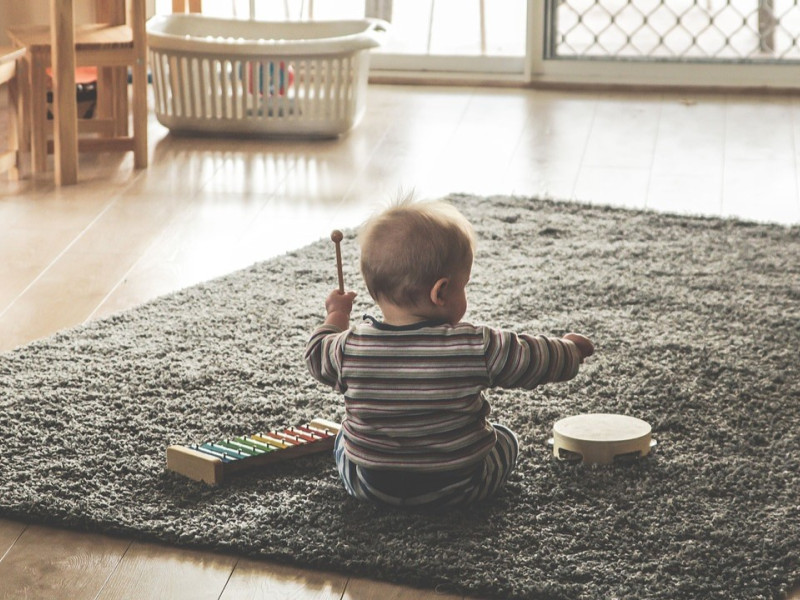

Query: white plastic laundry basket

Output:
[146, 15, 387, 137]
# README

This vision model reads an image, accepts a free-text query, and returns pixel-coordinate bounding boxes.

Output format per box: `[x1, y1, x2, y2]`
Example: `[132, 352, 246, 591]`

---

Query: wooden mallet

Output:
[331, 230, 345, 293]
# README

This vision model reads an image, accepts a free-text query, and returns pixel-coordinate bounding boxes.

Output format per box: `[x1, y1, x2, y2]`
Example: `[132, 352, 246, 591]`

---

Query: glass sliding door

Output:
[155, 0, 530, 79]
[531, 0, 800, 87]
[154, 0, 800, 87]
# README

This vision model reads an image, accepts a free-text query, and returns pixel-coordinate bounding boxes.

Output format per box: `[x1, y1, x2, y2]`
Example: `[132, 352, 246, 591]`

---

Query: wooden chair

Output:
[7, 0, 148, 185]
[0, 46, 25, 179]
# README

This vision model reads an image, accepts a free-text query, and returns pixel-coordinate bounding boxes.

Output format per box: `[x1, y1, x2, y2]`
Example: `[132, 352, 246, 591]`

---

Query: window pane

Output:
[551, 0, 800, 62]
[155, 0, 527, 57]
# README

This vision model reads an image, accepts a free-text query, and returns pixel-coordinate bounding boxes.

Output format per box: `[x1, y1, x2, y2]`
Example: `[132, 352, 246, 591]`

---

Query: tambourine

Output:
[549, 413, 656, 465]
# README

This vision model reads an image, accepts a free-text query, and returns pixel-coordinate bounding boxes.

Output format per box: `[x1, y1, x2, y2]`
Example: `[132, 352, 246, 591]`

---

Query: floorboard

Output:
[95, 540, 238, 600]
[0, 524, 129, 600]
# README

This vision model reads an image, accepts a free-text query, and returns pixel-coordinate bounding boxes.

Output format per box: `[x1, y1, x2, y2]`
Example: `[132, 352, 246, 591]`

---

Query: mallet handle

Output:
[331, 230, 345, 293]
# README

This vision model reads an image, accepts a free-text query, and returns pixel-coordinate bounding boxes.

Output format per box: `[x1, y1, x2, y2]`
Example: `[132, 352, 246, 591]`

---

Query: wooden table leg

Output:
[50, 0, 79, 185]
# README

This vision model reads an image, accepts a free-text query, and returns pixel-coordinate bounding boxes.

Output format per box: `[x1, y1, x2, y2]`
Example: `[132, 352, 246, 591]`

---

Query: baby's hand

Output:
[325, 289, 357, 317]
[563, 333, 594, 361]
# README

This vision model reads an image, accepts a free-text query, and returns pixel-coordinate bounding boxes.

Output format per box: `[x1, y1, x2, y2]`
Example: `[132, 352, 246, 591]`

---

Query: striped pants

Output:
[334, 425, 519, 509]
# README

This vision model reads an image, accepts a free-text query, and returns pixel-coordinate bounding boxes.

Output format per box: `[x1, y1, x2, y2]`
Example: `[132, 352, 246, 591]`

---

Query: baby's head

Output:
[359, 196, 475, 319]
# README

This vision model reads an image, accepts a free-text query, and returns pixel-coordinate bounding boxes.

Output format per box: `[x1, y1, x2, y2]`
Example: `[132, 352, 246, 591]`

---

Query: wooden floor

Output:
[1, 83, 799, 599]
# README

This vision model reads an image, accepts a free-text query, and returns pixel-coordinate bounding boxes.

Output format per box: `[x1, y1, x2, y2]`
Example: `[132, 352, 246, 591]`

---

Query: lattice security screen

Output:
[549, 0, 800, 61]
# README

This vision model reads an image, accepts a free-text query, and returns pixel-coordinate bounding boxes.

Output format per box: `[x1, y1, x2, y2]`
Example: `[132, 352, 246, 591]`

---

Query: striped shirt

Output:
[305, 316, 582, 473]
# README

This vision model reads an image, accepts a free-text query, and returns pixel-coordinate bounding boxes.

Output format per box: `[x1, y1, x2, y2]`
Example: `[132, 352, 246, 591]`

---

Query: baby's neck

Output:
[378, 300, 441, 327]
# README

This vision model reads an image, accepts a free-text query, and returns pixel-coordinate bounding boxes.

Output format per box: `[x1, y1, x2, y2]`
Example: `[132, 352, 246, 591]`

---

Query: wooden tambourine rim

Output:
[551, 413, 655, 465]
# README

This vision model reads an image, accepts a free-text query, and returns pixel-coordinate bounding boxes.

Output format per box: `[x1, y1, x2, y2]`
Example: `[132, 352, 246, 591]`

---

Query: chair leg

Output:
[131, 59, 148, 168]
[96, 66, 114, 134]
[7, 74, 20, 180]
[50, 0, 79, 186]
[112, 66, 129, 137]
[30, 53, 48, 174]
[15, 56, 30, 155]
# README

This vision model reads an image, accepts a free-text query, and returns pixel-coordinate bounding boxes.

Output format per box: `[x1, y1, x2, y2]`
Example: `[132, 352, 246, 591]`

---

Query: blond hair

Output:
[359, 196, 474, 306]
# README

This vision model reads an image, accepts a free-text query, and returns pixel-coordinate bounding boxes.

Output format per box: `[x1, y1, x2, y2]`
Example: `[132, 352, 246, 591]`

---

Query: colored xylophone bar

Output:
[166, 418, 340, 485]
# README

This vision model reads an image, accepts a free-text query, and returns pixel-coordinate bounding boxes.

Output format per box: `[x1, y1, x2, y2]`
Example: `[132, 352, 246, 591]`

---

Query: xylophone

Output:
[166, 418, 340, 485]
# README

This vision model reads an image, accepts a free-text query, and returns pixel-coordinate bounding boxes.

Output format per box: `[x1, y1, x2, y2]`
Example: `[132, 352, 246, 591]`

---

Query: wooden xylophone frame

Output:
[166, 418, 341, 485]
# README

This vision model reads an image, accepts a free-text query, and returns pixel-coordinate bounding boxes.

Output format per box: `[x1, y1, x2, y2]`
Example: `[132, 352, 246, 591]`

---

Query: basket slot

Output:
[226, 59, 239, 119]
[218, 59, 227, 119]
[313, 59, 325, 121]
[162, 53, 171, 116]
[348, 55, 358, 111]
[174, 56, 189, 117]
[343, 56, 353, 121]
[189, 57, 201, 118]
[202, 59, 211, 119]
[295, 59, 307, 119]
[342, 57, 351, 122]
[251, 62, 259, 118]
[345, 56, 355, 120]
[186, 57, 195, 117]
[167, 55, 180, 118]
[182, 56, 193, 118]
[264, 60, 273, 121]
[255, 60, 265, 121]
[181, 56, 190, 117]
[200, 58, 212, 119]
[221, 59, 230, 119]
[249, 60, 259, 117]
[332, 57, 342, 121]
[149, 50, 163, 115]
[212, 60, 222, 119]
[281, 63, 293, 122]
[246, 60, 257, 120]
[174, 56, 184, 117]
[328, 58, 337, 121]
[231, 60, 241, 120]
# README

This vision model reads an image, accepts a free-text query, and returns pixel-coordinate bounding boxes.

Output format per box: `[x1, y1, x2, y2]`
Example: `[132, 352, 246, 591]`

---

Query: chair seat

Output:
[0, 46, 26, 65]
[0, 46, 25, 83]
[7, 24, 133, 52]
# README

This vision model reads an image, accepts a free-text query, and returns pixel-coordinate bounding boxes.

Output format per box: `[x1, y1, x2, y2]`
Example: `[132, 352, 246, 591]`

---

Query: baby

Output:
[305, 197, 593, 508]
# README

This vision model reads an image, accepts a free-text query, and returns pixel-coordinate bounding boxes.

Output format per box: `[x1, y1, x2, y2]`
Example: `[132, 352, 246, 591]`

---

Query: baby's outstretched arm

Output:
[324, 289, 357, 330]
[563, 333, 594, 362]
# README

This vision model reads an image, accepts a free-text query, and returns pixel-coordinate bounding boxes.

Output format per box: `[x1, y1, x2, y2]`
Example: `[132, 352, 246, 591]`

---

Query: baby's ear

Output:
[430, 278, 449, 306]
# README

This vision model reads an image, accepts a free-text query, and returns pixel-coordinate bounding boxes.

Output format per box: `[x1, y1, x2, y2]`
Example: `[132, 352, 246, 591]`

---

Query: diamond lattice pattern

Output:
[554, 0, 800, 60]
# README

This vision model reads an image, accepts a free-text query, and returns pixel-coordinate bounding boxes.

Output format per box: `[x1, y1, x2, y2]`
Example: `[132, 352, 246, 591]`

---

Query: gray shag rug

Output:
[1, 195, 798, 600]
